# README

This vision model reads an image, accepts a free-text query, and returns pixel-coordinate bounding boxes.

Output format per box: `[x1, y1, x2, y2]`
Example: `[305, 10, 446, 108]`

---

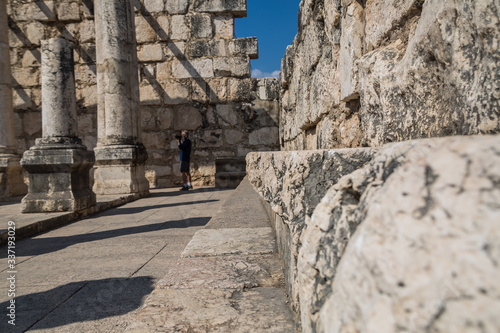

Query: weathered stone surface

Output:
[156, 255, 283, 290]
[137, 44, 164, 62]
[165, 0, 188, 14]
[126, 288, 297, 332]
[297, 134, 500, 332]
[214, 14, 234, 38]
[181, 228, 277, 258]
[191, 13, 213, 39]
[280, 0, 500, 150]
[213, 57, 250, 78]
[229, 37, 258, 59]
[193, 0, 247, 18]
[247, 148, 377, 311]
[41, 37, 78, 138]
[173, 105, 202, 130]
[172, 59, 214, 78]
[170, 15, 189, 40]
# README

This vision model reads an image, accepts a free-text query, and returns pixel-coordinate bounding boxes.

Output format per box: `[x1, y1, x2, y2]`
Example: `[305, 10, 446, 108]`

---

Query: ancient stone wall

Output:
[248, 0, 500, 331]
[6, 0, 279, 187]
[280, 0, 500, 150]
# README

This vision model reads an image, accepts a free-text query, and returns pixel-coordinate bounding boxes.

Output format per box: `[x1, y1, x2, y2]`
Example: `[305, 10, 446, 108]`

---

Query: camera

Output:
[175, 134, 182, 140]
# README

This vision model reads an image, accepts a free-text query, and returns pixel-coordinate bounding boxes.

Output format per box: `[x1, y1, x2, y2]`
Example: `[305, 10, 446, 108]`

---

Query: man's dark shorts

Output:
[180, 161, 190, 172]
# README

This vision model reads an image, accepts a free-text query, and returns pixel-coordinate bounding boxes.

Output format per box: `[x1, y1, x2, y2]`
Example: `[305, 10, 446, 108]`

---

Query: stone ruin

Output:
[1, 0, 279, 199]
[1, 0, 499, 331]
[246, 0, 500, 332]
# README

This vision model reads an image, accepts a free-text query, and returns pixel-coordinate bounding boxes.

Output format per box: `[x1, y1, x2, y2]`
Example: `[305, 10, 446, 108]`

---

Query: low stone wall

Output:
[248, 134, 500, 332]
[246, 148, 377, 312]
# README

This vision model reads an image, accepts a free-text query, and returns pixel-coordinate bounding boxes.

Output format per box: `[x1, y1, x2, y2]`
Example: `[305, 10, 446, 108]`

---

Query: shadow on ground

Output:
[0, 276, 154, 332]
[108, 199, 219, 215]
[0, 217, 211, 257]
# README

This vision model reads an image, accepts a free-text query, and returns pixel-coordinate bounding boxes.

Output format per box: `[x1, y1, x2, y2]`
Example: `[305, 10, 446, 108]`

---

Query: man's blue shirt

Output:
[178, 138, 191, 162]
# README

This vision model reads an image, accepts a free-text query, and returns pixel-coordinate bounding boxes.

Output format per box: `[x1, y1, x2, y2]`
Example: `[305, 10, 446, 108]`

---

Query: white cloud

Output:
[251, 69, 280, 78]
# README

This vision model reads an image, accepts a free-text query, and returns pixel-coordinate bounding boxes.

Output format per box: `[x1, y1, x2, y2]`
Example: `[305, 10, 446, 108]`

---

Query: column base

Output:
[93, 145, 150, 196]
[20, 145, 96, 213]
[0, 154, 27, 198]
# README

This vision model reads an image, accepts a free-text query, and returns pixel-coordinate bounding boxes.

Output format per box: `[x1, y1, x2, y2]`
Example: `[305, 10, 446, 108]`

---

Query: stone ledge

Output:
[193, 0, 247, 18]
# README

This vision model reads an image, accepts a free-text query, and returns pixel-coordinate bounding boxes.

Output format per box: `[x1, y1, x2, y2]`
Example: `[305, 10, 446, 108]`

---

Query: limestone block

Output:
[299, 135, 500, 333]
[13, 89, 33, 110]
[156, 16, 170, 41]
[125, 288, 296, 332]
[248, 127, 278, 146]
[339, 2, 363, 101]
[208, 78, 229, 103]
[156, 61, 170, 81]
[214, 14, 234, 38]
[75, 64, 96, 84]
[364, 0, 421, 51]
[138, 44, 164, 62]
[196, 129, 223, 148]
[256, 78, 279, 101]
[247, 147, 377, 312]
[215, 104, 238, 126]
[25, 21, 45, 46]
[224, 129, 245, 144]
[12, 68, 40, 87]
[172, 59, 214, 78]
[182, 228, 276, 257]
[229, 37, 258, 59]
[21, 51, 39, 68]
[173, 106, 203, 130]
[193, 0, 247, 18]
[57, 2, 80, 21]
[165, 41, 186, 57]
[143, 0, 164, 13]
[157, 107, 174, 128]
[190, 40, 227, 58]
[165, 0, 188, 14]
[229, 78, 253, 102]
[142, 131, 167, 149]
[191, 14, 213, 39]
[76, 86, 97, 107]
[213, 57, 250, 77]
[21, 147, 96, 212]
[139, 85, 162, 105]
[80, 20, 95, 43]
[324, 0, 341, 45]
[17, 1, 56, 22]
[162, 80, 190, 105]
[170, 15, 189, 40]
[135, 16, 156, 44]
[358, 0, 500, 146]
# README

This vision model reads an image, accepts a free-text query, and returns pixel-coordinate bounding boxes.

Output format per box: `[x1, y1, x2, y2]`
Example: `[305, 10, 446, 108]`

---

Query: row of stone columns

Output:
[0, 0, 149, 211]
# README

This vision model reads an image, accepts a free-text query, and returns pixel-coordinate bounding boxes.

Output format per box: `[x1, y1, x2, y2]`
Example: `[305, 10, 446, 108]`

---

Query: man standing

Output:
[176, 130, 192, 190]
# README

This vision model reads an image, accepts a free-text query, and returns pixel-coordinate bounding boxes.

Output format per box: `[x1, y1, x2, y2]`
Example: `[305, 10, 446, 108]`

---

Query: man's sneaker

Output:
[180, 186, 189, 191]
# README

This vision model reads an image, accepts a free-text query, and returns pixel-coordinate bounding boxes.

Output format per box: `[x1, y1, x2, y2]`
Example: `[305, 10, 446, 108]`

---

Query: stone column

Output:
[0, 0, 27, 198]
[20, 36, 96, 212]
[93, 0, 149, 196]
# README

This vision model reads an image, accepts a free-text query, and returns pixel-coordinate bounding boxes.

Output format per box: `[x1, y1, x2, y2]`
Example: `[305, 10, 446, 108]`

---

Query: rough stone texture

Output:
[6, 0, 278, 189]
[20, 36, 95, 212]
[181, 228, 277, 258]
[280, 0, 500, 150]
[0, 0, 26, 198]
[126, 288, 297, 333]
[156, 255, 284, 290]
[246, 148, 377, 312]
[93, 0, 149, 196]
[297, 134, 500, 332]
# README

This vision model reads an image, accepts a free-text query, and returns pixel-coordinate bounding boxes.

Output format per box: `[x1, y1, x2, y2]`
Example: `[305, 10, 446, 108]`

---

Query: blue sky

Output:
[235, 0, 302, 78]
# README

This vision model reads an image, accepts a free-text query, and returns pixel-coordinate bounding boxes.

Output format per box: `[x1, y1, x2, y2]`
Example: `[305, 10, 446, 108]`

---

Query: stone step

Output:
[215, 171, 246, 189]
[125, 178, 300, 332]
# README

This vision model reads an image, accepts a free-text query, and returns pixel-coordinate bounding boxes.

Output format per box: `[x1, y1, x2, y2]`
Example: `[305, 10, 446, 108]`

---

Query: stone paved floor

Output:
[0, 186, 233, 332]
